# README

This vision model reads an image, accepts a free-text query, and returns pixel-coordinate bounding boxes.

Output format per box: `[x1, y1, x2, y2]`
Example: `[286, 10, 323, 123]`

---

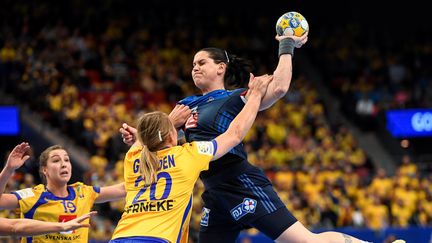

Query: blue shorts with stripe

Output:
[199, 161, 297, 241]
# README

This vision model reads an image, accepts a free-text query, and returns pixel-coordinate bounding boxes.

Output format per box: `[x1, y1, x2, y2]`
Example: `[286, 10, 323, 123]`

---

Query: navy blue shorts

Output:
[198, 164, 297, 242]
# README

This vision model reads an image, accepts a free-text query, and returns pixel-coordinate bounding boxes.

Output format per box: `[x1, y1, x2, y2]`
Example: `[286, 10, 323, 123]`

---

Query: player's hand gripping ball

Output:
[276, 11, 309, 37]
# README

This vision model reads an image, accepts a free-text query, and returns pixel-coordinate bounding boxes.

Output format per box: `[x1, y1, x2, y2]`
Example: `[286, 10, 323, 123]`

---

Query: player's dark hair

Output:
[200, 47, 253, 88]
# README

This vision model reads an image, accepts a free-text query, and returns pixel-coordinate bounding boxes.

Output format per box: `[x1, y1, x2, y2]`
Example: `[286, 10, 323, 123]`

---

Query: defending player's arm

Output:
[245, 34, 308, 111]
[0, 211, 96, 236]
[212, 74, 271, 160]
[95, 183, 126, 203]
[0, 143, 30, 210]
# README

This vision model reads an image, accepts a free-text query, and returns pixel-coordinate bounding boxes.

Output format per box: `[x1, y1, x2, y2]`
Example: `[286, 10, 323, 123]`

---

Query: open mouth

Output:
[60, 171, 69, 176]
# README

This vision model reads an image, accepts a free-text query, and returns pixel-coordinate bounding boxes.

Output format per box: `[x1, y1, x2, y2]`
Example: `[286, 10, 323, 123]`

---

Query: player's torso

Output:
[183, 89, 247, 158]
[16, 184, 96, 243]
[113, 145, 204, 242]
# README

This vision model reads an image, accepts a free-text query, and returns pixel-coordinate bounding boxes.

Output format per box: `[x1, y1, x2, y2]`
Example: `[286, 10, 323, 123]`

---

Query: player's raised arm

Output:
[246, 12, 309, 111]
[212, 74, 271, 160]
[0, 143, 30, 210]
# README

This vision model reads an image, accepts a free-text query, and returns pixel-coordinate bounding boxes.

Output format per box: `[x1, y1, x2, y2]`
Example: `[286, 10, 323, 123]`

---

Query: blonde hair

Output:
[137, 111, 173, 186]
[39, 145, 65, 185]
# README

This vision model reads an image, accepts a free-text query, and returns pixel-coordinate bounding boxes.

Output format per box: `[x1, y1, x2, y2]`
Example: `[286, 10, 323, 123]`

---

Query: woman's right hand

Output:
[61, 211, 97, 231]
[276, 33, 308, 48]
[5, 142, 31, 171]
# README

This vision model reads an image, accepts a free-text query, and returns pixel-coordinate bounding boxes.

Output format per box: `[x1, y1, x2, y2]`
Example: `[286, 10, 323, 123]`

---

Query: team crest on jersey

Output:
[77, 185, 84, 198]
[14, 188, 35, 199]
[200, 207, 210, 226]
[196, 141, 214, 156]
[185, 107, 198, 129]
[230, 198, 257, 221]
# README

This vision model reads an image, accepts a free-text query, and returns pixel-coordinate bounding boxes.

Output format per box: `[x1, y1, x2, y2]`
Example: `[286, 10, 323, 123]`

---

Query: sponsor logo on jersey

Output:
[44, 234, 82, 240]
[200, 207, 210, 226]
[230, 198, 257, 221]
[15, 188, 35, 199]
[125, 200, 175, 214]
[196, 141, 214, 156]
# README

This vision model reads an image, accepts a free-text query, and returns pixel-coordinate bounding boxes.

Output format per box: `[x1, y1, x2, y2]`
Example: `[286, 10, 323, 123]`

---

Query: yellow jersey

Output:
[12, 182, 100, 243]
[111, 141, 215, 243]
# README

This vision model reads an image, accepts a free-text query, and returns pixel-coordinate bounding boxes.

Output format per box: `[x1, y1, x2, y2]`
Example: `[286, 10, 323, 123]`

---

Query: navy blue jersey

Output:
[178, 89, 248, 178]
[179, 89, 298, 241]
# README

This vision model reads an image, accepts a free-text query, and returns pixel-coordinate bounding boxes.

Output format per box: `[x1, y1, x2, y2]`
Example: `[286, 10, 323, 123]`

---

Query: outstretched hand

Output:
[248, 73, 273, 98]
[119, 123, 137, 146]
[61, 211, 97, 231]
[276, 32, 308, 48]
[5, 142, 31, 171]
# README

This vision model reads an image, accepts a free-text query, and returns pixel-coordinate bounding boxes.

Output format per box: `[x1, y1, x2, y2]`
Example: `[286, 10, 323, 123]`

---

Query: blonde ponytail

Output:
[136, 111, 174, 186]
[140, 145, 159, 186]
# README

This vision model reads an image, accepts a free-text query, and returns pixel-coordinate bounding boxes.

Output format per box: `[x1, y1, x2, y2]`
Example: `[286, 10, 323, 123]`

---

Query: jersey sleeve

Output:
[12, 186, 43, 214]
[182, 141, 216, 173]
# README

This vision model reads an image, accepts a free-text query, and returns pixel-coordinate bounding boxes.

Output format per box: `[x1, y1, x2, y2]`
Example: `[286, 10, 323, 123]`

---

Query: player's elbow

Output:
[231, 136, 242, 146]
[273, 85, 288, 99]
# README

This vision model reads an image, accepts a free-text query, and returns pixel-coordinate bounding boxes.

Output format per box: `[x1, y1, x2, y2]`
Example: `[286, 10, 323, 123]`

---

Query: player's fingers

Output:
[119, 128, 131, 136]
[77, 211, 97, 223]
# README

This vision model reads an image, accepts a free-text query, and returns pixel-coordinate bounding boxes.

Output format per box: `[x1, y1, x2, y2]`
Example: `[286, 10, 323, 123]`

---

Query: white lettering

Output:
[412, 112, 432, 132]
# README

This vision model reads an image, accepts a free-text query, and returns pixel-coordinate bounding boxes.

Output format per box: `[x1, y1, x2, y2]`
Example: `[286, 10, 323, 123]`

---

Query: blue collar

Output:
[178, 89, 234, 107]
[44, 186, 76, 200]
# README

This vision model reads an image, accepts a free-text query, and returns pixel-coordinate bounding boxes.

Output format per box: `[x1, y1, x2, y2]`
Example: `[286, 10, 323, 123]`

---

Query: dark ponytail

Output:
[200, 47, 253, 88]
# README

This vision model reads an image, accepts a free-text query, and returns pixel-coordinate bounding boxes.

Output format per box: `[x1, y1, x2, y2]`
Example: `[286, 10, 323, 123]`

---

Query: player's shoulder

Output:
[68, 181, 91, 189]
[178, 94, 201, 105]
[228, 88, 247, 96]
[126, 145, 143, 158]
[186, 141, 215, 156]
[14, 184, 44, 200]
[32, 184, 45, 191]
[68, 182, 99, 195]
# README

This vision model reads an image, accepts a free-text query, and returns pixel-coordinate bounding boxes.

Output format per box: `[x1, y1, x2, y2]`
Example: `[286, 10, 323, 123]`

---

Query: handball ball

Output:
[276, 11, 309, 37]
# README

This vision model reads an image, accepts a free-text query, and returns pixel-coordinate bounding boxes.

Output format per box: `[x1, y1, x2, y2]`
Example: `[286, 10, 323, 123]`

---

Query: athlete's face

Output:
[192, 51, 225, 93]
[42, 149, 72, 185]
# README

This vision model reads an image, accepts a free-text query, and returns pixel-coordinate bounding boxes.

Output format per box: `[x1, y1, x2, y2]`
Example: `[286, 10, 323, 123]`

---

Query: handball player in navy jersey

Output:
[120, 34, 372, 243]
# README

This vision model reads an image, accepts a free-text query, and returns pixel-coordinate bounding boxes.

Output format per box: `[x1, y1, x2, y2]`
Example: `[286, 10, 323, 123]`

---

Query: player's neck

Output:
[201, 83, 225, 95]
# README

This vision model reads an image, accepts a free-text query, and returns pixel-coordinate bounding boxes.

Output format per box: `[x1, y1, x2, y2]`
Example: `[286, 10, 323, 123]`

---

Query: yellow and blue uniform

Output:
[110, 141, 216, 243]
[12, 182, 100, 243]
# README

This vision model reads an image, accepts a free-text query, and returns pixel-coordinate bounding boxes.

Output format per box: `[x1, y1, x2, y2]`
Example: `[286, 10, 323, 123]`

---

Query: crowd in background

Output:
[1, 0, 431, 242]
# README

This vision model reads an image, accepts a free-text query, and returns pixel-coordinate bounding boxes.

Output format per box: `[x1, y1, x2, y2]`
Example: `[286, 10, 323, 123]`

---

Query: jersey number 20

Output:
[132, 172, 172, 204]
